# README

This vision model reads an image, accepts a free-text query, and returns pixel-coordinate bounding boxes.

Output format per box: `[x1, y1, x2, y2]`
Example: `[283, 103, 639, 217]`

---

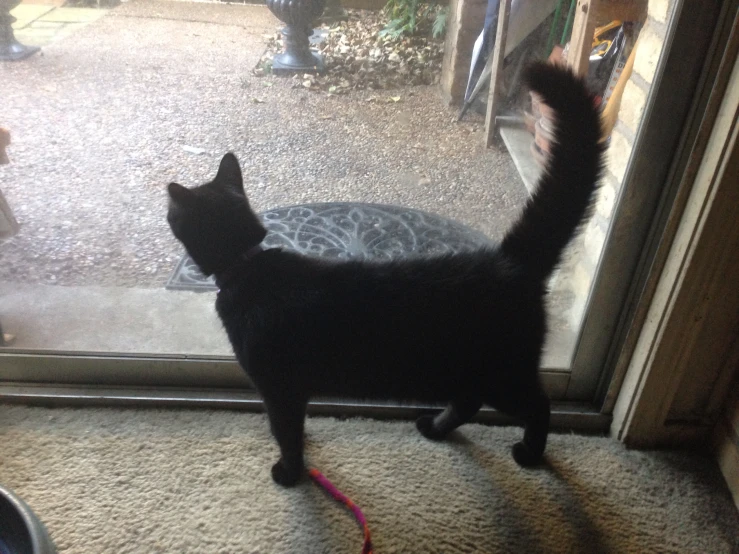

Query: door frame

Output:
[1, 0, 734, 425]
[567, 0, 734, 403]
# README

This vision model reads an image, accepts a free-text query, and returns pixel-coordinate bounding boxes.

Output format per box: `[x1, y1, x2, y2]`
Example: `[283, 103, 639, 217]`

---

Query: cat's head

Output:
[167, 153, 267, 277]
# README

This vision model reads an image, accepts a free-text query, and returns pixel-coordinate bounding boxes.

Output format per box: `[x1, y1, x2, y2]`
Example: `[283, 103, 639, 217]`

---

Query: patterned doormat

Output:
[165, 202, 493, 292]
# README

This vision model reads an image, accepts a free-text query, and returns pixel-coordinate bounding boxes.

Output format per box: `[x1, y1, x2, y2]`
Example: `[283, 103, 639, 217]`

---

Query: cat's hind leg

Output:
[416, 397, 483, 440]
[512, 390, 550, 466]
[488, 383, 550, 466]
[263, 392, 308, 487]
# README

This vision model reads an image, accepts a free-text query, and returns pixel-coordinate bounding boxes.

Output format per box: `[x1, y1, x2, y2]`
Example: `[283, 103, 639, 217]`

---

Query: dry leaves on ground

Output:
[253, 10, 444, 94]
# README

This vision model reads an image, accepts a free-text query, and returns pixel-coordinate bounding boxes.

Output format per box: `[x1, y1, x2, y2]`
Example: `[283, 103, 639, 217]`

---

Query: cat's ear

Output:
[168, 182, 194, 206]
[215, 152, 245, 196]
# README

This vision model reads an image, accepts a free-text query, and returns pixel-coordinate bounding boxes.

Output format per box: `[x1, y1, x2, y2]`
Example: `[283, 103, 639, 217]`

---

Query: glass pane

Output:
[0, 0, 672, 397]
[487, 1, 668, 373]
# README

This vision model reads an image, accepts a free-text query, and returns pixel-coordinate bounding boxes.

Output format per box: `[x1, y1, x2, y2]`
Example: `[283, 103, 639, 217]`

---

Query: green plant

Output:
[380, 0, 419, 39]
[380, 0, 447, 39]
[432, 6, 448, 39]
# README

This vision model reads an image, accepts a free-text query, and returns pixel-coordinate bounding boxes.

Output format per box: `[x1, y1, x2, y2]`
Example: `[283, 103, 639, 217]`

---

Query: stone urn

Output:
[0, 0, 40, 61]
[266, 0, 326, 73]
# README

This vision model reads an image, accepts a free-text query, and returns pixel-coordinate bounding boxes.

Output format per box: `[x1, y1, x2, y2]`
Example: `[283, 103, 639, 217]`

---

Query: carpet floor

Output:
[0, 405, 737, 553]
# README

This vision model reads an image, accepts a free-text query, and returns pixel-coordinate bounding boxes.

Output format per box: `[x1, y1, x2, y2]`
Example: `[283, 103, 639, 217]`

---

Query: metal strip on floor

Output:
[0, 383, 611, 433]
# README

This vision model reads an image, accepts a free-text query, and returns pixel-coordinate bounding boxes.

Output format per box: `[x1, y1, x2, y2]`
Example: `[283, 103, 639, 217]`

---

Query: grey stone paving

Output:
[0, 0, 527, 288]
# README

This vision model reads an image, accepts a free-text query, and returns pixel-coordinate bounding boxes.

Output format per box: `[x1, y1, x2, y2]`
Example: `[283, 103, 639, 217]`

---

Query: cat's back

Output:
[252, 245, 541, 330]
[222, 246, 536, 315]
[218, 247, 546, 399]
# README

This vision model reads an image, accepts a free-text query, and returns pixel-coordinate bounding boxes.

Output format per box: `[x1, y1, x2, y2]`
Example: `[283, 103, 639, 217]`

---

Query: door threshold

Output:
[0, 383, 611, 433]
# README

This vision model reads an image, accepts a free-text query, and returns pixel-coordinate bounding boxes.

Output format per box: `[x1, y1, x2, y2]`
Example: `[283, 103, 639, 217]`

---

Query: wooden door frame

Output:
[610, 21, 739, 446]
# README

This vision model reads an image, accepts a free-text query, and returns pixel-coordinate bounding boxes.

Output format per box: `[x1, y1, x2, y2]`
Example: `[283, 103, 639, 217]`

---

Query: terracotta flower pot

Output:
[534, 117, 556, 155]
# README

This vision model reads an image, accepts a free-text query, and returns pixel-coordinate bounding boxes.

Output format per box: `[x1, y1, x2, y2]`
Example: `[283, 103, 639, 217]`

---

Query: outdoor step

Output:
[11, 3, 108, 47]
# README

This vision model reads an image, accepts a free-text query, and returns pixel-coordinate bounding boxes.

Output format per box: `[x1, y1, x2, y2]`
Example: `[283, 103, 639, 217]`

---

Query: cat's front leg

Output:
[263, 392, 308, 487]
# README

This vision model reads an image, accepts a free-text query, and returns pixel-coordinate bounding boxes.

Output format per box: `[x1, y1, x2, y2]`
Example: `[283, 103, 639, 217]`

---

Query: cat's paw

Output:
[512, 441, 543, 467]
[271, 460, 303, 487]
[416, 415, 446, 441]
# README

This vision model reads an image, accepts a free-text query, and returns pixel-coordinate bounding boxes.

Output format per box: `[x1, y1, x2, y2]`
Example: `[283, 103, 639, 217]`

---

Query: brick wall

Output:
[436, 0, 676, 331]
[555, 0, 675, 330]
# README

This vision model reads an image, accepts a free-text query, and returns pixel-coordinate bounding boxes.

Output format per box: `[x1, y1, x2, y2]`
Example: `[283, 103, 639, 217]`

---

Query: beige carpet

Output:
[0, 405, 737, 554]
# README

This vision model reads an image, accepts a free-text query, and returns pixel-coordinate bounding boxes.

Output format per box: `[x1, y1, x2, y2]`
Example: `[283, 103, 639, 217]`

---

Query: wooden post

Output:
[0, 127, 19, 239]
[0, 126, 9, 165]
[0, 125, 16, 346]
[567, 0, 596, 77]
[484, 0, 511, 148]
[0, 319, 16, 347]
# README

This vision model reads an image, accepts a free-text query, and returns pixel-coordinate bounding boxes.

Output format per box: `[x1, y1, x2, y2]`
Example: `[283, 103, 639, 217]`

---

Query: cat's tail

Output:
[500, 62, 604, 282]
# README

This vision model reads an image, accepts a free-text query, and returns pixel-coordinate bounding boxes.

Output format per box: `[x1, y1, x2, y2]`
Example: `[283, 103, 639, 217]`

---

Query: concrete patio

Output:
[0, 0, 577, 368]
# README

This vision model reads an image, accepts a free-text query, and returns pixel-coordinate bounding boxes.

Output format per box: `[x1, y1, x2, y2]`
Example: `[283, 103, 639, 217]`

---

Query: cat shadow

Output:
[449, 431, 619, 554]
[445, 432, 551, 553]
[297, 427, 631, 553]
[542, 458, 617, 554]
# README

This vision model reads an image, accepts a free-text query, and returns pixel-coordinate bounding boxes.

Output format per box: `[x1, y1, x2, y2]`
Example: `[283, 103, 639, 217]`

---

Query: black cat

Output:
[167, 63, 603, 487]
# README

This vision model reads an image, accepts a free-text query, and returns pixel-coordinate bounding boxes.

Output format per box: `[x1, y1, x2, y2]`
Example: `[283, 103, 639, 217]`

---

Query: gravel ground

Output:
[0, 0, 527, 289]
